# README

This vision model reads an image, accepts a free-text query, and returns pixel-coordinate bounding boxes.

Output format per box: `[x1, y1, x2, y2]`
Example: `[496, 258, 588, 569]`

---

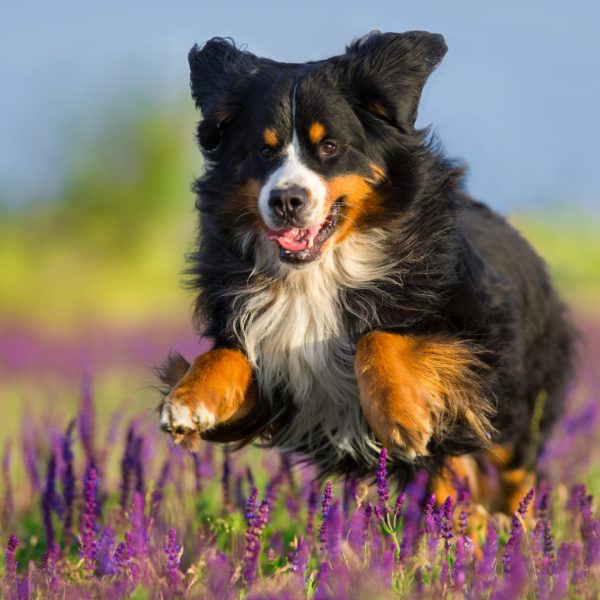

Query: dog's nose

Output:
[268, 186, 309, 220]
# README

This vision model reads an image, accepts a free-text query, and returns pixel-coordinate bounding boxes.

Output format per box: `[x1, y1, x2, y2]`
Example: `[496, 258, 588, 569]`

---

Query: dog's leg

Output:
[159, 348, 256, 451]
[354, 331, 492, 459]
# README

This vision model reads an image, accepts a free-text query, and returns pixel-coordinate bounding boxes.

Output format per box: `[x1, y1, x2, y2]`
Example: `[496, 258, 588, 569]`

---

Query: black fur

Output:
[173, 31, 575, 481]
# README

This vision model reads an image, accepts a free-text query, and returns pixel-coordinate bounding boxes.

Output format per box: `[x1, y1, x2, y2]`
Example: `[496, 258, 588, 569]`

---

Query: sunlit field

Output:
[1, 105, 599, 598]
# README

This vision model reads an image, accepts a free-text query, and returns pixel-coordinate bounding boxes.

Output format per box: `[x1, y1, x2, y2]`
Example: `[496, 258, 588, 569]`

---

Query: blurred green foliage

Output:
[0, 102, 200, 333]
[0, 100, 598, 335]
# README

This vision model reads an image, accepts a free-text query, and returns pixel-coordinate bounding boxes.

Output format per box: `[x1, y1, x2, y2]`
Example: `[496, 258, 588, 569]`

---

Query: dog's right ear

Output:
[189, 38, 257, 151]
[189, 38, 243, 114]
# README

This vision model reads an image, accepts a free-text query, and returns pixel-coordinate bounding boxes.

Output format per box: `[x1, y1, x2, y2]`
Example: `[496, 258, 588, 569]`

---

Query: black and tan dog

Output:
[159, 31, 574, 514]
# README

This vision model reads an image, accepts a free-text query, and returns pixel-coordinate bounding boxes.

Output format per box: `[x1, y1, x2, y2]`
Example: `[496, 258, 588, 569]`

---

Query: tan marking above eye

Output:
[308, 122, 326, 144]
[263, 128, 278, 147]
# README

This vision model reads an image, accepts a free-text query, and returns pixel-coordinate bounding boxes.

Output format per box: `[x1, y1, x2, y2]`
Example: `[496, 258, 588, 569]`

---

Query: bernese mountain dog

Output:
[159, 31, 574, 514]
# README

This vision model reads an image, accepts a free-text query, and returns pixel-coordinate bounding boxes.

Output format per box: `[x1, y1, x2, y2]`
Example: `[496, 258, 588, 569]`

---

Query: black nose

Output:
[268, 186, 309, 220]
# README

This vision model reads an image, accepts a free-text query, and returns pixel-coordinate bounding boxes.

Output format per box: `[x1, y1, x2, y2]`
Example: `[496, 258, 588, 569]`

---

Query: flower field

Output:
[0, 320, 599, 599]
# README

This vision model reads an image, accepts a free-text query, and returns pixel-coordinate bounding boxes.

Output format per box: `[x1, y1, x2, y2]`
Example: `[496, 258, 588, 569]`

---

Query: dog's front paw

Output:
[157, 348, 256, 451]
[372, 417, 433, 460]
[160, 385, 217, 450]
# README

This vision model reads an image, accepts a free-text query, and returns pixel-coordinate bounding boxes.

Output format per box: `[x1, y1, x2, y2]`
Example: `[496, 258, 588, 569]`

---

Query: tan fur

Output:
[169, 348, 255, 421]
[354, 331, 493, 458]
[308, 122, 326, 144]
[324, 174, 384, 243]
[262, 128, 278, 147]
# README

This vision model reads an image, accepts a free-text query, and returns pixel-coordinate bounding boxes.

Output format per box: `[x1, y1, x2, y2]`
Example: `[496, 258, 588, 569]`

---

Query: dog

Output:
[158, 31, 574, 514]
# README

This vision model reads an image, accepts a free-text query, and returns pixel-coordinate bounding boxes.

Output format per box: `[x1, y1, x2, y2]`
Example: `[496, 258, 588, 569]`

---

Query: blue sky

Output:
[1, 0, 599, 213]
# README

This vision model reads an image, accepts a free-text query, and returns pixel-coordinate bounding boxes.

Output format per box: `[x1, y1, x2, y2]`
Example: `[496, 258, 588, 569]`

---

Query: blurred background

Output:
[1, 1, 599, 483]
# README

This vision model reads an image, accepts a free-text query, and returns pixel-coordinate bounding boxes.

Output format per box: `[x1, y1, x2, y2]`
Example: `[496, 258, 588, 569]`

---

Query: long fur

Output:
[167, 31, 576, 482]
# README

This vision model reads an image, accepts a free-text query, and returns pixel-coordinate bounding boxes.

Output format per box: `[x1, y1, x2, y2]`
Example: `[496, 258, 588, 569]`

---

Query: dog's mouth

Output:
[266, 199, 342, 264]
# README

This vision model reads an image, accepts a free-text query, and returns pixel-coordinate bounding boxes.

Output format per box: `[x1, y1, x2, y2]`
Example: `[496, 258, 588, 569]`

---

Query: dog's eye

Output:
[259, 145, 274, 159]
[319, 140, 338, 157]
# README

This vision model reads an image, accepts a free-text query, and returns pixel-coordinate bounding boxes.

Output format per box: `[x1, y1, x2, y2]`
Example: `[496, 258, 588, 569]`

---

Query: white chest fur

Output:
[228, 230, 396, 458]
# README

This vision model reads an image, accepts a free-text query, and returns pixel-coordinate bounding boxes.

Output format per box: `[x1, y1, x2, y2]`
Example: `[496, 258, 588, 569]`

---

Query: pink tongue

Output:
[266, 226, 320, 252]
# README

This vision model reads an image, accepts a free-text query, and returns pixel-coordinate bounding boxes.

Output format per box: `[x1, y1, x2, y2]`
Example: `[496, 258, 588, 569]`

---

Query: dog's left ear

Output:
[340, 31, 447, 130]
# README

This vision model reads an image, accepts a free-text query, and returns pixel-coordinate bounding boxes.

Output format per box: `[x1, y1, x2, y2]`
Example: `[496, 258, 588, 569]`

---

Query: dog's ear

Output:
[189, 38, 257, 150]
[340, 31, 447, 130]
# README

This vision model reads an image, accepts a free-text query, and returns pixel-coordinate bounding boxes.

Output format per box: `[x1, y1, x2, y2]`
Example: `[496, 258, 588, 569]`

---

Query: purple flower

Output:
[315, 559, 331, 600]
[242, 492, 271, 585]
[551, 542, 574, 600]
[518, 487, 535, 519]
[5, 534, 18, 581]
[439, 496, 455, 551]
[360, 501, 373, 550]
[423, 494, 436, 535]
[393, 491, 406, 519]
[452, 536, 470, 590]
[61, 420, 75, 540]
[163, 527, 182, 588]
[41, 452, 58, 547]
[535, 484, 555, 562]
[245, 486, 258, 525]
[17, 574, 30, 600]
[319, 481, 334, 547]
[457, 490, 469, 537]
[112, 541, 129, 578]
[290, 536, 309, 576]
[97, 526, 115, 576]
[40, 542, 61, 593]
[422, 494, 439, 562]
[130, 491, 149, 564]
[120, 423, 145, 509]
[578, 488, 600, 566]
[113, 536, 137, 588]
[399, 469, 428, 563]
[206, 552, 231, 598]
[473, 523, 497, 597]
[80, 465, 99, 577]
[322, 500, 342, 562]
[348, 500, 371, 551]
[375, 447, 389, 509]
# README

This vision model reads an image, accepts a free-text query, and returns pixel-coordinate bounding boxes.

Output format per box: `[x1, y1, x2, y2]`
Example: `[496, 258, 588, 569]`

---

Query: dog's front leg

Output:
[354, 331, 492, 459]
[159, 348, 256, 450]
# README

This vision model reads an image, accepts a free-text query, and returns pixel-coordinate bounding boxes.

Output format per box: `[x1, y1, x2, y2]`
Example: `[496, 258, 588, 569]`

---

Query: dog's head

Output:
[189, 31, 447, 267]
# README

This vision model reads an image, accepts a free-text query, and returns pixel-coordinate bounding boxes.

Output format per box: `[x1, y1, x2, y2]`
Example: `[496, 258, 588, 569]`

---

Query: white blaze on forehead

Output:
[258, 85, 327, 229]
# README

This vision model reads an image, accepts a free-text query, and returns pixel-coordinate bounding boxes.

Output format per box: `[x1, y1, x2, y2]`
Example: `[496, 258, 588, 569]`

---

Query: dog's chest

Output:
[238, 272, 358, 409]
[228, 234, 392, 454]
